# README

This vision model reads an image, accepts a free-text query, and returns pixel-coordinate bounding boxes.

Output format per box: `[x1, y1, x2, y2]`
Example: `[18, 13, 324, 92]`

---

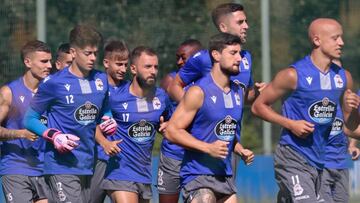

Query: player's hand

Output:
[158, 116, 168, 134]
[53, 133, 80, 153]
[344, 89, 360, 110]
[289, 120, 314, 138]
[102, 139, 122, 156]
[238, 148, 255, 165]
[43, 129, 80, 153]
[349, 145, 360, 160]
[207, 140, 229, 159]
[18, 129, 38, 141]
[255, 82, 267, 92]
[99, 116, 117, 136]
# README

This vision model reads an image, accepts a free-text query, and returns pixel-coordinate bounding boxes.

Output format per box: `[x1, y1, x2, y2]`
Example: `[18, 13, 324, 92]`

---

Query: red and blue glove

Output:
[43, 129, 80, 153]
[99, 116, 117, 136]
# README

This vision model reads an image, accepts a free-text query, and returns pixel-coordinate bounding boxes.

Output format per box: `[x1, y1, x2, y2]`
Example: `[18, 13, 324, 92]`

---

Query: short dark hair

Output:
[212, 3, 244, 30]
[180, 39, 202, 49]
[21, 40, 51, 61]
[69, 24, 102, 49]
[130, 46, 157, 65]
[56, 43, 70, 60]
[104, 40, 129, 61]
[209, 33, 241, 63]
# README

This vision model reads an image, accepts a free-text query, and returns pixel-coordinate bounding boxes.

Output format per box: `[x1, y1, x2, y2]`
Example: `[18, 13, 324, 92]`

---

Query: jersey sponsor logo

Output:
[211, 96, 217, 103]
[334, 74, 344, 88]
[306, 76, 312, 85]
[330, 117, 343, 136]
[214, 115, 236, 141]
[152, 97, 161, 110]
[95, 78, 104, 91]
[241, 57, 250, 70]
[40, 115, 48, 126]
[64, 84, 71, 91]
[128, 119, 154, 142]
[74, 101, 99, 125]
[19, 95, 25, 103]
[308, 97, 336, 124]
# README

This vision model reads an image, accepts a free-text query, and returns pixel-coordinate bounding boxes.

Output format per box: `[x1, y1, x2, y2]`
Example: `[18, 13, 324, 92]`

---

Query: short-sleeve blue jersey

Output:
[178, 49, 253, 89]
[0, 77, 46, 176]
[180, 73, 244, 186]
[324, 105, 349, 169]
[105, 82, 171, 184]
[96, 80, 130, 162]
[279, 56, 346, 169]
[30, 67, 109, 175]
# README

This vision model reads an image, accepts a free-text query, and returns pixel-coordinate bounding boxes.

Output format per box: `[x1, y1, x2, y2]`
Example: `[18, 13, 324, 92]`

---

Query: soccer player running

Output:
[166, 33, 253, 203]
[90, 40, 130, 203]
[101, 46, 171, 203]
[24, 25, 115, 203]
[0, 40, 51, 203]
[157, 39, 202, 203]
[251, 18, 360, 202]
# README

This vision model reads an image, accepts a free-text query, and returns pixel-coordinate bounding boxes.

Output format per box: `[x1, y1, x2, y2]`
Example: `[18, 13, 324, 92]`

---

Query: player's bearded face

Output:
[226, 11, 249, 44]
[134, 54, 158, 88]
[219, 44, 242, 76]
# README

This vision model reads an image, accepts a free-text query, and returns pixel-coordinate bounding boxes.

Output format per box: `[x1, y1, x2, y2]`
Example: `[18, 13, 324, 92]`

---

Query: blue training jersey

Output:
[105, 82, 171, 184]
[96, 80, 130, 162]
[30, 67, 109, 175]
[180, 73, 244, 186]
[0, 77, 46, 176]
[161, 49, 252, 160]
[325, 104, 350, 169]
[279, 56, 346, 169]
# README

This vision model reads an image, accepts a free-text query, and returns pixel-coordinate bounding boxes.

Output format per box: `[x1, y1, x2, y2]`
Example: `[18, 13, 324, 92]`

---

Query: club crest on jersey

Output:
[330, 117, 343, 136]
[334, 74, 344, 88]
[152, 97, 161, 110]
[233, 80, 246, 90]
[128, 119, 154, 143]
[40, 115, 48, 126]
[95, 78, 104, 91]
[235, 93, 241, 106]
[242, 57, 250, 70]
[308, 97, 336, 124]
[74, 101, 99, 125]
[214, 115, 236, 141]
[19, 96, 25, 103]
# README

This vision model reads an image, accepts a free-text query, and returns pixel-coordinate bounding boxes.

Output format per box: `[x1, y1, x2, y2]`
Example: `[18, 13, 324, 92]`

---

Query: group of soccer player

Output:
[0, 2, 360, 203]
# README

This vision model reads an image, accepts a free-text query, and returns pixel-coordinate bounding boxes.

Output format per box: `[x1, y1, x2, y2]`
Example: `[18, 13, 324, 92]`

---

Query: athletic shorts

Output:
[90, 159, 108, 203]
[102, 179, 152, 200]
[318, 168, 349, 203]
[182, 175, 236, 203]
[2, 175, 48, 203]
[274, 145, 322, 203]
[157, 152, 181, 194]
[45, 174, 91, 203]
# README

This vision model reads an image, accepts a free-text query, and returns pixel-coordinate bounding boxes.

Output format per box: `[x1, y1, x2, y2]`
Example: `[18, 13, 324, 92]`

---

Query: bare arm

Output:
[165, 86, 229, 159]
[167, 74, 186, 102]
[160, 74, 174, 92]
[0, 86, 36, 141]
[95, 125, 122, 156]
[251, 68, 314, 138]
[342, 70, 360, 131]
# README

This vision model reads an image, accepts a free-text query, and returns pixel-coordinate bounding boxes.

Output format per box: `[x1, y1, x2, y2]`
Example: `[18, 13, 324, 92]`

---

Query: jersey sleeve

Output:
[178, 50, 209, 85]
[244, 50, 254, 88]
[30, 77, 56, 114]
